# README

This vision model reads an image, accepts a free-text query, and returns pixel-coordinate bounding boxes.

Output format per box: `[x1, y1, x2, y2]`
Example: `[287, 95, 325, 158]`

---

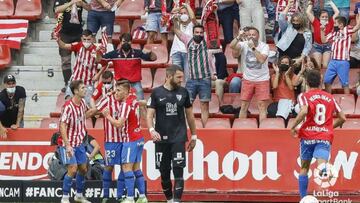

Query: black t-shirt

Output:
[0, 86, 26, 127]
[53, 0, 83, 35]
[147, 86, 192, 143]
[279, 33, 305, 59]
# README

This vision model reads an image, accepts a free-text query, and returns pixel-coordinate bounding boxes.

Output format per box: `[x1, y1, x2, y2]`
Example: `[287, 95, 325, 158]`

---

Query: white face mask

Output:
[83, 42, 92, 48]
[180, 14, 189, 23]
[320, 19, 328, 26]
[6, 87, 15, 94]
[104, 84, 112, 90]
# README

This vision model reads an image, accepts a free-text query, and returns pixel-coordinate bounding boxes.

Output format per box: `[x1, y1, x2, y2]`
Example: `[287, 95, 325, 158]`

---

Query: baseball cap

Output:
[3, 74, 16, 84]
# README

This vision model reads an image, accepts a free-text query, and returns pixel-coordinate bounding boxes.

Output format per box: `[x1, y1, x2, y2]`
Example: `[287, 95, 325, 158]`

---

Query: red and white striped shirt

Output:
[60, 99, 88, 147]
[119, 96, 142, 142]
[96, 94, 123, 143]
[327, 26, 354, 61]
[71, 42, 98, 85]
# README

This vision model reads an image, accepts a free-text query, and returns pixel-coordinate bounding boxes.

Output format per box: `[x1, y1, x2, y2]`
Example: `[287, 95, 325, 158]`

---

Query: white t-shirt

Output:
[236, 40, 270, 81]
[170, 22, 194, 56]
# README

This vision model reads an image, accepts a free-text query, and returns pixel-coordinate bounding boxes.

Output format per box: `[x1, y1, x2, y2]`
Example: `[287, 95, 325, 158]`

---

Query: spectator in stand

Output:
[273, 0, 299, 43]
[217, 0, 239, 45]
[144, 0, 170, 47]
[321, 15, 360, 94]
[292, 56, 321, 95]
[87, 0, 124, 44]
[90, 70, 114, 108]
[267, 56, 296, 120]
[324, 0, 350, 21]
[306, 1, 339, 69]
[99, 33, 157, 100]
[236, 0, 266, 42]
[173, 19, 217, 126]
[230, 27, 270, 121]
[350, 28, 360, 68]
[54, 0, 90, 93]
[277, 3, 312, 68]
[170, 3, 197, 81]
[0, 75, 26, 139]
[57, 29, 100, 106]
[262, 0, 276, 29]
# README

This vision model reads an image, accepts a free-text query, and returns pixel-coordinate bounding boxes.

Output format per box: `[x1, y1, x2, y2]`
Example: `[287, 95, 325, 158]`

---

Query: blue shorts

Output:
[324, 59, 350, 87]
[145, 12, 168, 34]
[59, 144, 87, 165]
[300, 139, 331, 161]
[185, 78, 212, 102]
[87, 10, 115, 36]
[313, 43, 331, 54]
[104, 142, 123, 166]
[121, 138, 144, 164]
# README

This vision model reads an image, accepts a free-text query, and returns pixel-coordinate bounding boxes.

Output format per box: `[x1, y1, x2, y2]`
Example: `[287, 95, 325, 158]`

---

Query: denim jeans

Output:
[130, 82, 144, 100]
[217, 4, 240, 44]
[262, 0, 275, 21]
[229, 77, 242, 93]
[171, 52, 189, 80]
[87, 10, 115, 36]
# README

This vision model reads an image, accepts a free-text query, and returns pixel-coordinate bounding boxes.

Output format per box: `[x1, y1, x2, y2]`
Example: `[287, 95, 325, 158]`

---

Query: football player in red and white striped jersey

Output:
[58, 80, 97, 203]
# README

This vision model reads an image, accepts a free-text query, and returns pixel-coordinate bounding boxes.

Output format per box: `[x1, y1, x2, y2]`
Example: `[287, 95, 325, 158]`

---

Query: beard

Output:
[170, 79, 181, 89]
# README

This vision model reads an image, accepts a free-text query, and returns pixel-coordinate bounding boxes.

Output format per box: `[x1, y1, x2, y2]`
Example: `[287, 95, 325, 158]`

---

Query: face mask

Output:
[121, 42, 131, 52]
[6, 87, 15, 94]
[279, 64, 289, 72]
[180, 14, 189, 22]
[83, 42, 92, 48]
[193, 35, 204, 43]
[357, 86, 360, 96]
[104, 83, 112, 90]
[320, 19, 328, 26]
[334, 26, 340, 32]
[292, 23, 301, 30]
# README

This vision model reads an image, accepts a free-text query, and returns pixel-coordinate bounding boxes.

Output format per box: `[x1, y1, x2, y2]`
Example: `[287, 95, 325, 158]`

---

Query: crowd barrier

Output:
[0, 129, 359, 202]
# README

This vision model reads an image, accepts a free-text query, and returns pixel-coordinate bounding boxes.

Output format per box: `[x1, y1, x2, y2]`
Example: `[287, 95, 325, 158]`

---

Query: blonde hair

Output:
[291, 12, 308, 30]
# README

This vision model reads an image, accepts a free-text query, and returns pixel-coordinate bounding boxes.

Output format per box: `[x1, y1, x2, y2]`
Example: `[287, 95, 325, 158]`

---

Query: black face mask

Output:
[279, 64, 289, 72]
[193, 35, 204, 43]
[334, 26, 340, 32]
[121, 42, 131, 52]
[292, 23, 301, 30]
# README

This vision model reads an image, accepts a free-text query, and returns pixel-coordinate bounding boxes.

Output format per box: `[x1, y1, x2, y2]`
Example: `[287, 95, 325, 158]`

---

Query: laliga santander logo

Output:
[313, 163, 339, 188]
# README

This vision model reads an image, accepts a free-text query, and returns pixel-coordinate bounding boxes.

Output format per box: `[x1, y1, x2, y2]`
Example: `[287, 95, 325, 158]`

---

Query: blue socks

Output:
[124, 171, 135, 198]
[117, 171, 125, 199]
[62, 175, 73, 196]
[134, 170, 145, 195]
[103, 170, 112, 198]
[75, 173, 85, 194]
[299, 175, 309, 199]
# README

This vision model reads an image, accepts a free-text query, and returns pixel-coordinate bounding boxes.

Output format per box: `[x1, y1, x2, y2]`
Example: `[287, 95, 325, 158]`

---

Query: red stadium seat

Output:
[55, 92, 65, 112]
[94, 118, 104, 129]
[333, 94, 355, 115]
[141, 44, 168, 68]
[287, 118, 295, 129]
[0, 44, 11, 69]
[259, 118, 285, 129]
[86, 118, 94, 128]
[204, 118, 231, 129]
[0, 0, 14, 18]
[112, 19, 131, 46]
[152, 68, 166, 88]
[193, 93, 220, 114]
[14, 0, 42, 21]
[195, 118, 204, 129]
[355, 96, 360, 115]
[141, 68, 153, 90]
[232, 118, 258, 129]
[115, 0, 145, 20]
[224, 44, 238, 68]
[131, 19, 161, 44]
[342, 119, 360, 129]
[222, 93, 241, 108]
[40, 117, 59, 129]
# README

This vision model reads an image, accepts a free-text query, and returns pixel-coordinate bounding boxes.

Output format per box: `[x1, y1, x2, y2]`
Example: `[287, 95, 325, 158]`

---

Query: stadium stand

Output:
[204, 118, 231, 128]
[13, 0, 42, 21]
[115, 0, 144, 20]
[341, 118, 360, 129]
[0, 44, 11, 68]
[192, 93, 220, 114]
[232, 118, 258, 129]
[0, 0, 15, 18]
[152, 68, 166, 88]
[141, 44, 169, 68]
[112, 19, 131, 46]
[259, 118, 285, 129]
[141, 68, 153, 91]
[333, 94, 355, 115]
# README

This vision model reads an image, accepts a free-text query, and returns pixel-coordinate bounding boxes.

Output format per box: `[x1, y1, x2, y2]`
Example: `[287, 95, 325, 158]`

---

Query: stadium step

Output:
[38, 30, 53, 42]
[22, 41, 58, 48]
[24, 90, 59, 117]
[23, 115, 47, 128]
[21, 47, 59, 55]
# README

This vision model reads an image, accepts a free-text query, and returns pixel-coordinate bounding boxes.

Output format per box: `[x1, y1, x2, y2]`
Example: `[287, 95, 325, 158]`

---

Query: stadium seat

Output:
[55, 92, 65, 112]
[342, 119, 360, 129]
[86, 118, 94, 128]
[287, 118, 295, 129]
[0, 0, 14, 18]
[259, 118, 285, 129]
[141, 44, 169, 68]
[224, 44, 238, 68]
[13, 0, 42, 21]
[0, 44, 11, 69]
[194, 118, 204, 129]
[222, 93, 241, 108]
[333, 94, 355, 115]
[355, 96, 360, 115]
[131, 19, 161, 44]
[94, 118, 104, 129]
[40, 117, 59, 129]
[115, 0, 145, 19]
[112, 19, 131, 46]
[204, 118, 231, 129]
[152, 68, 166, 88]
[193, 93, 220, 114]
[232, 118, 258, 129]
[141, 68, 153, 90]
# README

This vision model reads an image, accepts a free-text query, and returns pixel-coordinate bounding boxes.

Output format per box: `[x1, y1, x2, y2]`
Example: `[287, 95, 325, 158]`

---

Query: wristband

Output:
[149, 127, 155, 133]
[191, 135, 197, 140]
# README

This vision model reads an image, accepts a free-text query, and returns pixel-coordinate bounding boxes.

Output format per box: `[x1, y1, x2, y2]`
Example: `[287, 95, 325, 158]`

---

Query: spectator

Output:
[57, 29, 100, 106]
[87, 0, 124, 44]
[217, 0, 240, 45]
[173, 20, 217, 126]
[324, 0, 350, 21]
[273, 0, 299, 42]
[267, 56, 296, 120]
[350, 29, 360, 68]
[292, 56, 321, 95]
[306, 1, 339, 69]
[54, 0, 90, 93]
[236, 0, 266, 42]
[262, 0, 276, 27]
[144, 0, 169, 47]
[99, 33, 157, 100]
[170, 3, 197, 80]
[230, 27, 270, 121]
[321, 15, 360, 94]
[90, 70, 114, 108]
[0, 75, 26, 139]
